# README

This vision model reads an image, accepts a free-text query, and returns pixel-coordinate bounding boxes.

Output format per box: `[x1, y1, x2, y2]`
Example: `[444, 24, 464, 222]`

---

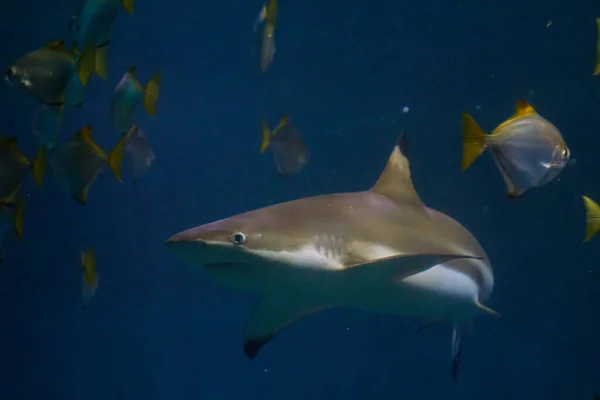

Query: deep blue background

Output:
[1, 0, 600, 398]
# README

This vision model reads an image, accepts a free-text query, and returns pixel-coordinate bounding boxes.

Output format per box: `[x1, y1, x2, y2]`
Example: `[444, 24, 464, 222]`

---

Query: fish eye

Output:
[231, 232, 246, 245]
[561, 148, 570, 161]
[5, 67, 15, 78]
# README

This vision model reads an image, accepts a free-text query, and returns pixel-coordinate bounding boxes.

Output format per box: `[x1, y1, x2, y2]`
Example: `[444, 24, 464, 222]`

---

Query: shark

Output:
[165, 133, 499, 380]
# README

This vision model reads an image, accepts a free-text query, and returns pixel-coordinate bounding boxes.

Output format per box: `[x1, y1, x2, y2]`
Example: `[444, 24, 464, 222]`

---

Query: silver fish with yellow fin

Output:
[5, 40, 95, 107]
[260, 115, 309, 176]
[69, 0, 135, 80]
[461, 99, 569, 199]
[0, 137, 46, 206]
[80, 246, 99, 307]
[255, 0, 277, 73]
[0, 199, 25, 263]
[123, 123, 155, 184]
[111, 66, 161, 134]
[166, 133, 499, 381]
[52, 125, 125, 204]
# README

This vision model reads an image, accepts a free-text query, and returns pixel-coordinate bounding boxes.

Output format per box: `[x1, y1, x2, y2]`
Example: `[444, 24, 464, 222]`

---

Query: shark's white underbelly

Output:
[335, 263, 480, 320]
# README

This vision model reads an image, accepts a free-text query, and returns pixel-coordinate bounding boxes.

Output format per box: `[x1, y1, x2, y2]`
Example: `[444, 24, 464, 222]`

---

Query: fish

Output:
[0, 137, 46, 205]
[33, 105, 64, 150]
[110, 66, 161, 134]
[123, 123, 155, 183]
[461, 99, 570, 198]
[260, 115, 310, 176]
[69, 0, 135, 80]
[582, 196, 600, 242]
[80, 246, 99, 306]
[5, 40, 95, 107]
[0, 200, 25, 263]
[594, 18, 600, 76]
[52, 125, 125, 204]
[257, 0, 277, 73]
[165, 133, 498, 380]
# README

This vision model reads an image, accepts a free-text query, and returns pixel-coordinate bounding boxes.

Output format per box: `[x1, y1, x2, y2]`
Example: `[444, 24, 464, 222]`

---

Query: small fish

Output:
[80, 246, 99, 306]
[461, 99, 569, 198]
[52, 125, 125, 204]
[123, 123, 155, 183]
[33, 105, 64, 150]
[110, 66, 161, 134]
[5, 40, 95, 107]
[594, 18, 600, 76]
[257, 0, 277, 73]
[69, 0, 135, 80]
[0, 137, 46, 205]
[582, 196, 600, 241]
[260, 115, 310, 176]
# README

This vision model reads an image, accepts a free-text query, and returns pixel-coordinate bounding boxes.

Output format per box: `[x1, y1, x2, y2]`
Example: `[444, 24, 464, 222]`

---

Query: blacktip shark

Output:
[165, 134, 500, 380]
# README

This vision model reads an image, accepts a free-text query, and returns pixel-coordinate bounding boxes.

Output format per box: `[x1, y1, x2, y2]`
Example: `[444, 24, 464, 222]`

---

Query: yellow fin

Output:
[75, 125, 94, 142]
[266, 0, 277, 25]
[122, 0, 134, 14]
[95, 45, 109, 80]
[143, 72, 161, 117]
[272, 115, 289, 136]
[513, 98, 537, 118]
[1, 184, 21, 207]
[460, 113, 487, 171]
[107, 136, 126, 183]
[32, 146, 46, 188]
[77, 43, 96, 86]
[260, 118, 271, 153]
[594, 18, 600, 76]
[583, 195, 600, 241]
[13, 199, 25, 239]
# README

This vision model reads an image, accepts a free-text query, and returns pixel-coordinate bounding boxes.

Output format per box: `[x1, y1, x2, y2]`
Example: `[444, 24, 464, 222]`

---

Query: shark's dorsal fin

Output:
[371, 133, 423, 206]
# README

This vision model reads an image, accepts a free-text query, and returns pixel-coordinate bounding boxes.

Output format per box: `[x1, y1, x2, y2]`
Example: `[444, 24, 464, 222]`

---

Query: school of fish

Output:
[3, 0, 600, 383]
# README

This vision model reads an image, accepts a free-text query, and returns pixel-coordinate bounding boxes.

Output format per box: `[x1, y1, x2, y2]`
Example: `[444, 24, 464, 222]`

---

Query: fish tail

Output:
[32, 146, 47, 188]
[142, 72, 161, 117]
[77, 43, 96, 86]
[583, 196, 600, 241]
[13, 198, 25, 239]
[121, 0, 135, 14]
[107, 136, 127, 183]
[95, 45, 110, 80]
[460, 112, 487, 171]
[594, 18, 600, 76]
[260, 118, 271, 153]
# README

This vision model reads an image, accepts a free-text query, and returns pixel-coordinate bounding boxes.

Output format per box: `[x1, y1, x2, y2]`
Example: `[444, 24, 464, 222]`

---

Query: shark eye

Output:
[231, 232, 246, 245]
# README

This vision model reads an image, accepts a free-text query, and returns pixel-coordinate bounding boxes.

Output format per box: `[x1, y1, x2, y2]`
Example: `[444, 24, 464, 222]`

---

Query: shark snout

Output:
[164, 230, 209, 265]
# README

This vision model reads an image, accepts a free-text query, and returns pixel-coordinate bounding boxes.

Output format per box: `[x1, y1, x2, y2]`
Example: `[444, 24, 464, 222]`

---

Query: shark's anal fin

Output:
[371, 133, 424, 207]
[243, 290, 332, 359]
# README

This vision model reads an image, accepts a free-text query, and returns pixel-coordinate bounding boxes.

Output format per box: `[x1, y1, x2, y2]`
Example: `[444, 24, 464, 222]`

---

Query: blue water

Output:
[1, 0, 599, 398]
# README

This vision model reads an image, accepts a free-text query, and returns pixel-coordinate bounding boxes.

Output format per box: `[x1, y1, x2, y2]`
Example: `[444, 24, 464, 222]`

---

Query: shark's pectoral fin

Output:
[343, 253, 482, 286]
[243, 290, 332, 359]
